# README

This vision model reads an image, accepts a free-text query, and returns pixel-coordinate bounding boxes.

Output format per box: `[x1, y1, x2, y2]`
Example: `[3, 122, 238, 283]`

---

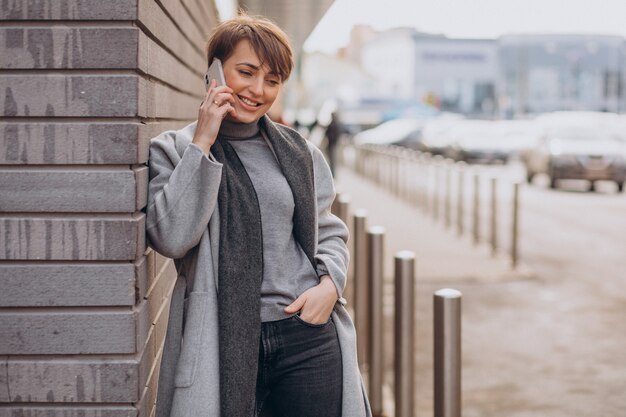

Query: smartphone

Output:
[204, 58, 226, 90]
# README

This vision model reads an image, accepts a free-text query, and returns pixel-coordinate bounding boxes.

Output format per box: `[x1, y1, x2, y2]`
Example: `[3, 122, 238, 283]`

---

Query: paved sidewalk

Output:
[335, 167, 534, 285]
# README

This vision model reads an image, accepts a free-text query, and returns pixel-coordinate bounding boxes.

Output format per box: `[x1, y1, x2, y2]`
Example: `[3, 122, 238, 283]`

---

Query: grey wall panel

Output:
[0, 168, 144, 212]
[146, 260, 176, 343]
[0, 357, 8, 401]
[0, 262, 136, 307]
[138, 78, 199, 119]
[0, 27, 138, 69]
[137, 30, 204, 96]
[137, 0, 206, 72]
[0, 214, 145, 261]
[0, 75, 138, 117]
[0, 309, 136, 354]
[138, 120, 190, 148]
[0, 123, 146, 165]
[0, 0, 138, 20]
[135, 254, 148, 303]
[6, 357, 140, 402]
[156, 0, 206, 51]
[181, 0, 219, 31]
[134, 300, 150, 356]
[152, 280, 173, 352]
[0, 407, 137, 417]
[0, 0, 221, 412]
[135, 166, 148, 211]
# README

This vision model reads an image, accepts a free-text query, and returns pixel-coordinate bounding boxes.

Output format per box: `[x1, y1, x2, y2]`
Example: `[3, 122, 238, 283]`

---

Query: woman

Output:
[147, 14, 371, 417]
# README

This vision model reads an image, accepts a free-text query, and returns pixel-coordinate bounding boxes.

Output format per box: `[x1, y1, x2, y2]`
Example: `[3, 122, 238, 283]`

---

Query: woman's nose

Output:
[249, 77, 264, 96]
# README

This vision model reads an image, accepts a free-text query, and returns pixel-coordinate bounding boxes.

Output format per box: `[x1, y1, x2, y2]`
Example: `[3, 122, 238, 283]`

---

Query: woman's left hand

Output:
[284, 275, 337, 324]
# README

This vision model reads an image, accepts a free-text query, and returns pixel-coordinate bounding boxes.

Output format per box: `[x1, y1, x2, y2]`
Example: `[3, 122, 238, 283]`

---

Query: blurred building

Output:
[347, 27, 498, 116]
[308, 27, 626, 119]
[301, 52, 374, 109]
[414, 37, 498, 116]
[498, 34, 625, 118]
[359, 27, 424, 100]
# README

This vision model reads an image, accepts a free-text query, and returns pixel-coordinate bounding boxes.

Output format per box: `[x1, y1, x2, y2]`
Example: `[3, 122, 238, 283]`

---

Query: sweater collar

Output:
[219, 118, 260, 140]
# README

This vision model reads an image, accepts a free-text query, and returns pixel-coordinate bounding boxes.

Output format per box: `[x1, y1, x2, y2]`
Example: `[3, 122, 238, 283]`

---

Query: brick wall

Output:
[0, 1, 218, 416]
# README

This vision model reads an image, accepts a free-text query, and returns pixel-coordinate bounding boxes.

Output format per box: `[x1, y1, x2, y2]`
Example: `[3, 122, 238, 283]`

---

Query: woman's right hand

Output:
[192, 79, 237, 154]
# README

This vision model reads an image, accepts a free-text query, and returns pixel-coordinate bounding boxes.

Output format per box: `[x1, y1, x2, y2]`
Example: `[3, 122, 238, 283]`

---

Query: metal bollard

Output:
[336, 194, 351, 225]
[421, 155, 431, 214]
[331, 192, 340, 216]
[433, 161, 441, 221]
[353, 209, 369, 369]
[434, 288, 462, 417]
[511, 183, 520, 269]
[336, 194, 353, 303]
[444, 162, 452, 229]
[490, 177, 498, 256]
[368, 226, 385, 417]
[472, 173, 480, 244]
[456, 163, 466, 236]
[395, 251, 416, 417]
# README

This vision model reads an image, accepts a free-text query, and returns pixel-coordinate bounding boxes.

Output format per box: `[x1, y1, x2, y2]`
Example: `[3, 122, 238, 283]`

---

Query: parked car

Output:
[445, 120, 511, 163]
[522, 125, 626, 191]
[352, 118, 425, 149]
[420, 115, 465, 155]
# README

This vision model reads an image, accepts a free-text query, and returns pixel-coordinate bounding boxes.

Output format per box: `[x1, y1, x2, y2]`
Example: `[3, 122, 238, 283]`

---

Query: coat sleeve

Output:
[310, 144, 350, 298]
[146, 132, 223, 259]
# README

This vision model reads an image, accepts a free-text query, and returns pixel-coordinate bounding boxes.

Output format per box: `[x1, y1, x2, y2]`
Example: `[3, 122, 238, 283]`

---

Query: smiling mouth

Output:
[238, 95, 262, 107]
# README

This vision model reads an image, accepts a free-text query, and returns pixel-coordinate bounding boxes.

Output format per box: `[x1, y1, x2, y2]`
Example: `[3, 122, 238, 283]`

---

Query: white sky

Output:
[304, 0, 626, 53]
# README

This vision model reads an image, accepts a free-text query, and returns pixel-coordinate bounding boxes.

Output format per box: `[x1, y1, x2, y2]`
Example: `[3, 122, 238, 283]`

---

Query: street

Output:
[458, 162, 626, 417]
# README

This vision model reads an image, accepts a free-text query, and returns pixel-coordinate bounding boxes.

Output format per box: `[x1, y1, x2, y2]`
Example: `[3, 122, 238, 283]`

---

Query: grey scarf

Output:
[210, 115, 316, 417]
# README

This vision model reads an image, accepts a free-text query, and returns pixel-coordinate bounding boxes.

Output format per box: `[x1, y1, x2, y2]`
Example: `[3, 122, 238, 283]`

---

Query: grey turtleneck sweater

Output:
[219, 119, 323, 322]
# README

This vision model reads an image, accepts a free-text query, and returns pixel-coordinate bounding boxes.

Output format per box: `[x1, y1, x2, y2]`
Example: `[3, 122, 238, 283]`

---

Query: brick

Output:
[0, 27, 138, 69]
[0, 75, 137, 117]
[0, 262, 136, 307]
[6, 356, 141, 402]
[0, 214, 145, 261]
[0, 0, 138, 20]
[0, 167, 146, 213]
[0, 308, 136, 354]
[0, 407, 137, 417]
[0, 122, 147, 165]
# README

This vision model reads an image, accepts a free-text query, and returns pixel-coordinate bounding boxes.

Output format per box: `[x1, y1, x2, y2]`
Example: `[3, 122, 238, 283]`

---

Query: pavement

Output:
[334, 166, 536, 417]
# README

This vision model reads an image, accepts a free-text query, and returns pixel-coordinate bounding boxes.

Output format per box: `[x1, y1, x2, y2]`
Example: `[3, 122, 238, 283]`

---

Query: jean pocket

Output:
[174, 291, 208, 387]
[293, 313, 331, 328]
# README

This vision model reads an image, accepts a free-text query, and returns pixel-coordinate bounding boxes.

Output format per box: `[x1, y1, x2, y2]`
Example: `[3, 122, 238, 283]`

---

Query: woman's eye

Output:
[239, 70, 252, 76]
[266, 79, 280, 86]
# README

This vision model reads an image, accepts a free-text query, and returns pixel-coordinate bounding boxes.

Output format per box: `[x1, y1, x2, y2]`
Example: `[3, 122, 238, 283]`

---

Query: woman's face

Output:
[222, 40, 282, 124]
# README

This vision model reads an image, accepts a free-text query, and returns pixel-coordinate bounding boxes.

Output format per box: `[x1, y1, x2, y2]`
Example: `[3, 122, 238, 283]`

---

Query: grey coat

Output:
[147, 119, 371, 417]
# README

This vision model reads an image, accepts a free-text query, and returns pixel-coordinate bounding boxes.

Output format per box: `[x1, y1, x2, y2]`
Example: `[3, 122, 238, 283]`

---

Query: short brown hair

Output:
[205, 14, 294, 82]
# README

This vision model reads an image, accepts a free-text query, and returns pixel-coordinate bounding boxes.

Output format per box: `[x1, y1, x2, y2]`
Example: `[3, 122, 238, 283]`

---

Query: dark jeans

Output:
[256, 314, 343, 417]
